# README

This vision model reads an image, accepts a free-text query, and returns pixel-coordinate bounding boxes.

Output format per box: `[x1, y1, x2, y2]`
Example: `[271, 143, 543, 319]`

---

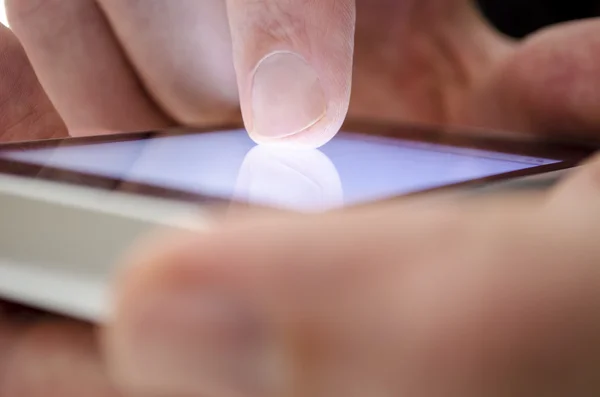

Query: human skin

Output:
[1, 1, 600, 396]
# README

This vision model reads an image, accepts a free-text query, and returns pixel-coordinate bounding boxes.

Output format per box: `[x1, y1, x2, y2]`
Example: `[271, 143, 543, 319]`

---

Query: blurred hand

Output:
[106, 155, 600, 397]
[1, 1, 600, 396]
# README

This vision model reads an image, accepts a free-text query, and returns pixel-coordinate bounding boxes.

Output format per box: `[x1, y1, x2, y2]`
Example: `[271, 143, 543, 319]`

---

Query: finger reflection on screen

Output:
[234, 145, 343, 212]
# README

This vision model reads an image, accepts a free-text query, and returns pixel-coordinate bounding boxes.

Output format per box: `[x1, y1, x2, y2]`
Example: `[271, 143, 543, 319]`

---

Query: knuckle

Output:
[249, 2, 310, 44]
[237, 0, 342, 45]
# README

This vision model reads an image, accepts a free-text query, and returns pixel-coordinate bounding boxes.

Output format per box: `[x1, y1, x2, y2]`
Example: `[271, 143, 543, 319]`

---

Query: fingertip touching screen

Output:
[0, 129, 561, 211]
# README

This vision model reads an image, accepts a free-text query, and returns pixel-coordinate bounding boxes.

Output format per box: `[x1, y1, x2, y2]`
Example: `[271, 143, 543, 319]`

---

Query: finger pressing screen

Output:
[226, 0, 356, 147]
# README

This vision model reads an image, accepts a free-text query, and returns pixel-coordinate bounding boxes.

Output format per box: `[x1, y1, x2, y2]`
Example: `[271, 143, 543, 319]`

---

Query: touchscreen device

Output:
[0, 122, 594, 321]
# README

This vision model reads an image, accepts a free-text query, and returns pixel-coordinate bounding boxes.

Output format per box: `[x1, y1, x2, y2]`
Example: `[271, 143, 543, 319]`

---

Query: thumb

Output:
[104, 188, 600, 397]
[227, 0, 355, 148]
[474, 19, 600, 140]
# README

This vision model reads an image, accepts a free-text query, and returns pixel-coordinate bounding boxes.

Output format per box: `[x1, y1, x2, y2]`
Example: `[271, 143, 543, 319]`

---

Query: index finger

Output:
[227, 0, 356, 148]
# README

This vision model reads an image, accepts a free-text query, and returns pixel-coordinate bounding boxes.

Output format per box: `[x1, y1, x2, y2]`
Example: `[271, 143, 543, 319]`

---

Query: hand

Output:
[1, 1, 600, 396]
[105, 156, 600, 397]
[6, 0, 600, 146]
[5, 164, 600, 397]
[6, 0, 355, 146]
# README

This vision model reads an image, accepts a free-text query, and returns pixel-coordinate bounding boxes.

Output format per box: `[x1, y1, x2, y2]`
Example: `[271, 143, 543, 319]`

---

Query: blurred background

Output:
[478, 0, 599, 37]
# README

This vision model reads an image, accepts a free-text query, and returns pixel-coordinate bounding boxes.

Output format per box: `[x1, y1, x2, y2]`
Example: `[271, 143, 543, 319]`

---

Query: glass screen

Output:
[0, 129, 559, 211]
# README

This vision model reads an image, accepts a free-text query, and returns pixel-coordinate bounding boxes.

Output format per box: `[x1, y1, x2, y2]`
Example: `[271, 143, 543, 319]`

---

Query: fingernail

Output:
[251, 51, 327, 139]
[124, 292, 285, 397]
